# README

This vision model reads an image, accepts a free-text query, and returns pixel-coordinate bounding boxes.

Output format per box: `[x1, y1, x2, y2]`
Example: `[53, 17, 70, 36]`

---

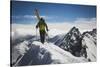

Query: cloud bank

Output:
[11, 17, 96, 39]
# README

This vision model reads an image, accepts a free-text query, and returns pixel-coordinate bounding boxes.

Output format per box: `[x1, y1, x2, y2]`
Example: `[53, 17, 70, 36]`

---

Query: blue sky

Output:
[11, 1, 96, 24]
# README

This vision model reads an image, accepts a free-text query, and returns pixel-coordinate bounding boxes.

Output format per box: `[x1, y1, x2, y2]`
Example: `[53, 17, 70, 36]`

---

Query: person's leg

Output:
[40, 32, 45, 44]
[41, 33, 45, 44]
[40, 32, 42, 43]
[42, 33, 45, 44]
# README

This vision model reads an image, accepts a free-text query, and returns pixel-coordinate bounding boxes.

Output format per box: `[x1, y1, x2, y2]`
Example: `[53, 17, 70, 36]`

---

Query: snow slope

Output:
[33, 41, 87, 63]
[55, 27, 83, 57]
[14, 41, 87, 66]
[82, 32, 97, 61]
[51, 27, 97, 62]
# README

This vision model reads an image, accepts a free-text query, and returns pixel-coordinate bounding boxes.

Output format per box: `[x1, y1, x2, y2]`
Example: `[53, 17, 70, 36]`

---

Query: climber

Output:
[36, 17, 49, 44]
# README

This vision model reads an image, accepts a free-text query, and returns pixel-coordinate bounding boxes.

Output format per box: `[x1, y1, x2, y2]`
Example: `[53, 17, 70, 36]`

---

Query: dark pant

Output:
[40, 31, 45, 44]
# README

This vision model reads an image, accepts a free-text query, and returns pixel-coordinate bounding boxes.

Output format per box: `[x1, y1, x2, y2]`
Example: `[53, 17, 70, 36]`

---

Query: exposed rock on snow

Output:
[82, 29, 97, 61]
[54, 27, 97, 62]
[58, 27, 83, 57]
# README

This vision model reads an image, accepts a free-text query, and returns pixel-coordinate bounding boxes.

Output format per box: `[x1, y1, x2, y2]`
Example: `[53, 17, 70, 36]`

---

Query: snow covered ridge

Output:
[14, 41, 87, 66]
[82, 29, 97, 61]
[11, 26, 97, 66]
[54, 27, 97, 62]
[57, 27, 83, 57]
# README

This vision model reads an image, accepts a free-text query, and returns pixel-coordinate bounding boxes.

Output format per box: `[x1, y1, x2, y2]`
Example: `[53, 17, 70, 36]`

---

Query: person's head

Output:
[40, 17, 44, 21]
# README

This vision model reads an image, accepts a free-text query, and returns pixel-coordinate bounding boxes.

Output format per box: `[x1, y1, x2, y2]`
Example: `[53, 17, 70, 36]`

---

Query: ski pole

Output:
[36, 28, 38, 40]
[46, 31, 49, 43]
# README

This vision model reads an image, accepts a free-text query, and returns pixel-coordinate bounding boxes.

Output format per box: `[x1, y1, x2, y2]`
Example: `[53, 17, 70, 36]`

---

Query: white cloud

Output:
[12, 15, 52, 20]
[47, 17, 96, 32]
[23, 15, 34, 19]
[73, 17, 96, 33]
[74, 17, 96, 23]
[11, 17, 96, 39]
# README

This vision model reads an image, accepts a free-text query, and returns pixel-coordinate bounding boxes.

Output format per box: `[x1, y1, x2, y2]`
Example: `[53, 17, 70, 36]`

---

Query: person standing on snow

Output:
[36, 17, 49, 44]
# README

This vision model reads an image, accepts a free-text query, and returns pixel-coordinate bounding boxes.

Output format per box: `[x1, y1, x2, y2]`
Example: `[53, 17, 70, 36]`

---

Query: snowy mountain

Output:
[12, 41, 87, 66]
[11, 26, 97, 66]
[54, 27, 97, 62]
[55, 27, 83, 57]
[81, 29, 97, 61]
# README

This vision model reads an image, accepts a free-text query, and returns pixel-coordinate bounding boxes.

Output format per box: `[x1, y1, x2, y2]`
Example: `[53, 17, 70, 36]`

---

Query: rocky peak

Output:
[59, 27, 82, 57]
